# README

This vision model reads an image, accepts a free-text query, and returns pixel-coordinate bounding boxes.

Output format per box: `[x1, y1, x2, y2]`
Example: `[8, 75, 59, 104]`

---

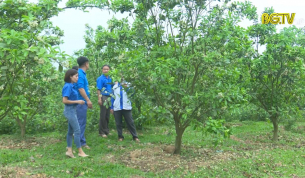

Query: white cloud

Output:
[50, 0, 131, 56]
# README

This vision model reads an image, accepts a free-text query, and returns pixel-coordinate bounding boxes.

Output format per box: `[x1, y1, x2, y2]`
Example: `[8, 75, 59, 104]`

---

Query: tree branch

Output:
[0, 108, 12, 121]
[62, 6, 109, 10]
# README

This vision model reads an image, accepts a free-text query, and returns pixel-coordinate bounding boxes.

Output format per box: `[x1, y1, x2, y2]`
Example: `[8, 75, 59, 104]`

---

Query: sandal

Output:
[82, 145, 91, 149]
[100, 134, 107, 138]
[134, 138, 140, 142]
[66, 152, 76, 158]
[78, 153, 89, 157]
[118, 138, 123, 142]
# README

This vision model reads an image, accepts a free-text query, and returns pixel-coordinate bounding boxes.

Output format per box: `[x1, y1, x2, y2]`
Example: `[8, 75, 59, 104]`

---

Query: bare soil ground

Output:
[103, 143, 239, 174]
[0, 167, 50, 178]
[0, 137, 61, 150]
[103, 128, 305, 174]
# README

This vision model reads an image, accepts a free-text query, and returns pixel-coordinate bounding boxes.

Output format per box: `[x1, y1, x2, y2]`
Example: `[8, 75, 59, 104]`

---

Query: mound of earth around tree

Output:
[114, 144, 239, 173]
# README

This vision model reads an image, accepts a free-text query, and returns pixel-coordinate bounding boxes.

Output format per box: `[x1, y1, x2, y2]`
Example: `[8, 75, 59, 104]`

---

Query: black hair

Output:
[77, 56, 89, 67]
[72, 66, 79, 70]
[64, 69, 78, 83]
[102, 65, 111, 70]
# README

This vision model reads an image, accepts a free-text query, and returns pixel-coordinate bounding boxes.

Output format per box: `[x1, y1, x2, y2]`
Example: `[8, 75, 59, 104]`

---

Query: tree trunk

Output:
[272, 116, 278, 141]
[174, 126, 185, 154]
[16, 117, 26, 138]
[137, 101, 141, 114]
[20, 124, 26, 138]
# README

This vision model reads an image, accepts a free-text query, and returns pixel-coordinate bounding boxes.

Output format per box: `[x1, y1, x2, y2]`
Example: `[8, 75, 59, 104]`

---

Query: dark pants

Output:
[99, 95, 111, 135]
[113, 110, 138, 139]
[76, 104, 88, 146]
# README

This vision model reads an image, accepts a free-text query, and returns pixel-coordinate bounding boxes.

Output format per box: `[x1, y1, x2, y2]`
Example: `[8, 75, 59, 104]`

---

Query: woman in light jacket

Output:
[110, 80, 140, 142]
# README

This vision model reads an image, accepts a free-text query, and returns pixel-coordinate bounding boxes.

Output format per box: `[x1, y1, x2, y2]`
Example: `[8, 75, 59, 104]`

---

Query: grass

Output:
[1, 121, 305, 177]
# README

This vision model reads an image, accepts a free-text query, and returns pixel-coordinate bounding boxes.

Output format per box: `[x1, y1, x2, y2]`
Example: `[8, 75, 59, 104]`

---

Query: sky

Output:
[32, 0, 305, 57]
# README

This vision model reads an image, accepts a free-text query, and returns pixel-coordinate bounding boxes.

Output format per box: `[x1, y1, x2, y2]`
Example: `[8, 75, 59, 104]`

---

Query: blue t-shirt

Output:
[96, 74, 113, 96]
[75, 68, 90, 104]
[62, 82, 78, 106]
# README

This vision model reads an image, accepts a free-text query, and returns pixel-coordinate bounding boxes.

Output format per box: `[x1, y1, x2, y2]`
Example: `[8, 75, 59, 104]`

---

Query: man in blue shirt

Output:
[96, 65, 113, 138]
[75, 56, 92, 149]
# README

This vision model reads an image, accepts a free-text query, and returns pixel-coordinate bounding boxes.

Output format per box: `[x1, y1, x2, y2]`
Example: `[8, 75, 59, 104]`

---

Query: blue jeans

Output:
[76, 104, 88, 146]
[63, 105, 81, 148]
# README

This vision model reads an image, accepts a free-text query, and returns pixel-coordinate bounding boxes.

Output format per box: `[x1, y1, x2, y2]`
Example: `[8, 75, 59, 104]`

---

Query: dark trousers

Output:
[99, 95, 111, 135]
[113, 110, 138, 139]
[76, 104, 88, 146]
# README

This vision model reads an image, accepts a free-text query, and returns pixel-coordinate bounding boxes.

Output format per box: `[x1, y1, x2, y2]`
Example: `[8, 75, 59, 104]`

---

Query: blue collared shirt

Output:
[96, 74, 113, 96]
[62, 82, 78, 106]
[75, 68, 90, 103]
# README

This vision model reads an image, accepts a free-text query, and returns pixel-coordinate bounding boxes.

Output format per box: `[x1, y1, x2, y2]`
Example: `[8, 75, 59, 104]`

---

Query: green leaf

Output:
[0, 43, 7, 48]
[58, 64, 63, 72]
[1, 66, 8, 70]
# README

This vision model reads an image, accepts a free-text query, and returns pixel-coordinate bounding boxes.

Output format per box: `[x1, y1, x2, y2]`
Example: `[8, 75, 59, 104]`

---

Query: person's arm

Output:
[126, 86, 136, 98]
[62, 85, 84, 105]
[78, 88, 90, 101]
[77, 75, 92, 108]
[110, 94, 115, 114]
[62, 97, 84, 105]
[97, 77, 104, 105]
[110, 92, 115, 110]
[97, 90, 102, 106]
[131, 87, 135, 97]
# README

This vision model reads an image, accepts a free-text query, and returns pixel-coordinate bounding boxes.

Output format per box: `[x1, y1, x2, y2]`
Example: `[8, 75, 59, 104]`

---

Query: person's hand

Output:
[98, 99, 102, 106]
[87, 100, 93, 109]
[78, 100, 85, 105]
[110, 109, 114, 114]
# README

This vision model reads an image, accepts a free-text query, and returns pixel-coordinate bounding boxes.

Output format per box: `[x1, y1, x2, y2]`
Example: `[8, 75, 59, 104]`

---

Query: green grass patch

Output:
[1, 121, 305, 177]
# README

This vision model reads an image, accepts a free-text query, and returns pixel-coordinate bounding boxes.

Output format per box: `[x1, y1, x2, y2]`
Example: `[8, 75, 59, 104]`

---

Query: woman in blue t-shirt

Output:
[62, 69, 89, 158]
